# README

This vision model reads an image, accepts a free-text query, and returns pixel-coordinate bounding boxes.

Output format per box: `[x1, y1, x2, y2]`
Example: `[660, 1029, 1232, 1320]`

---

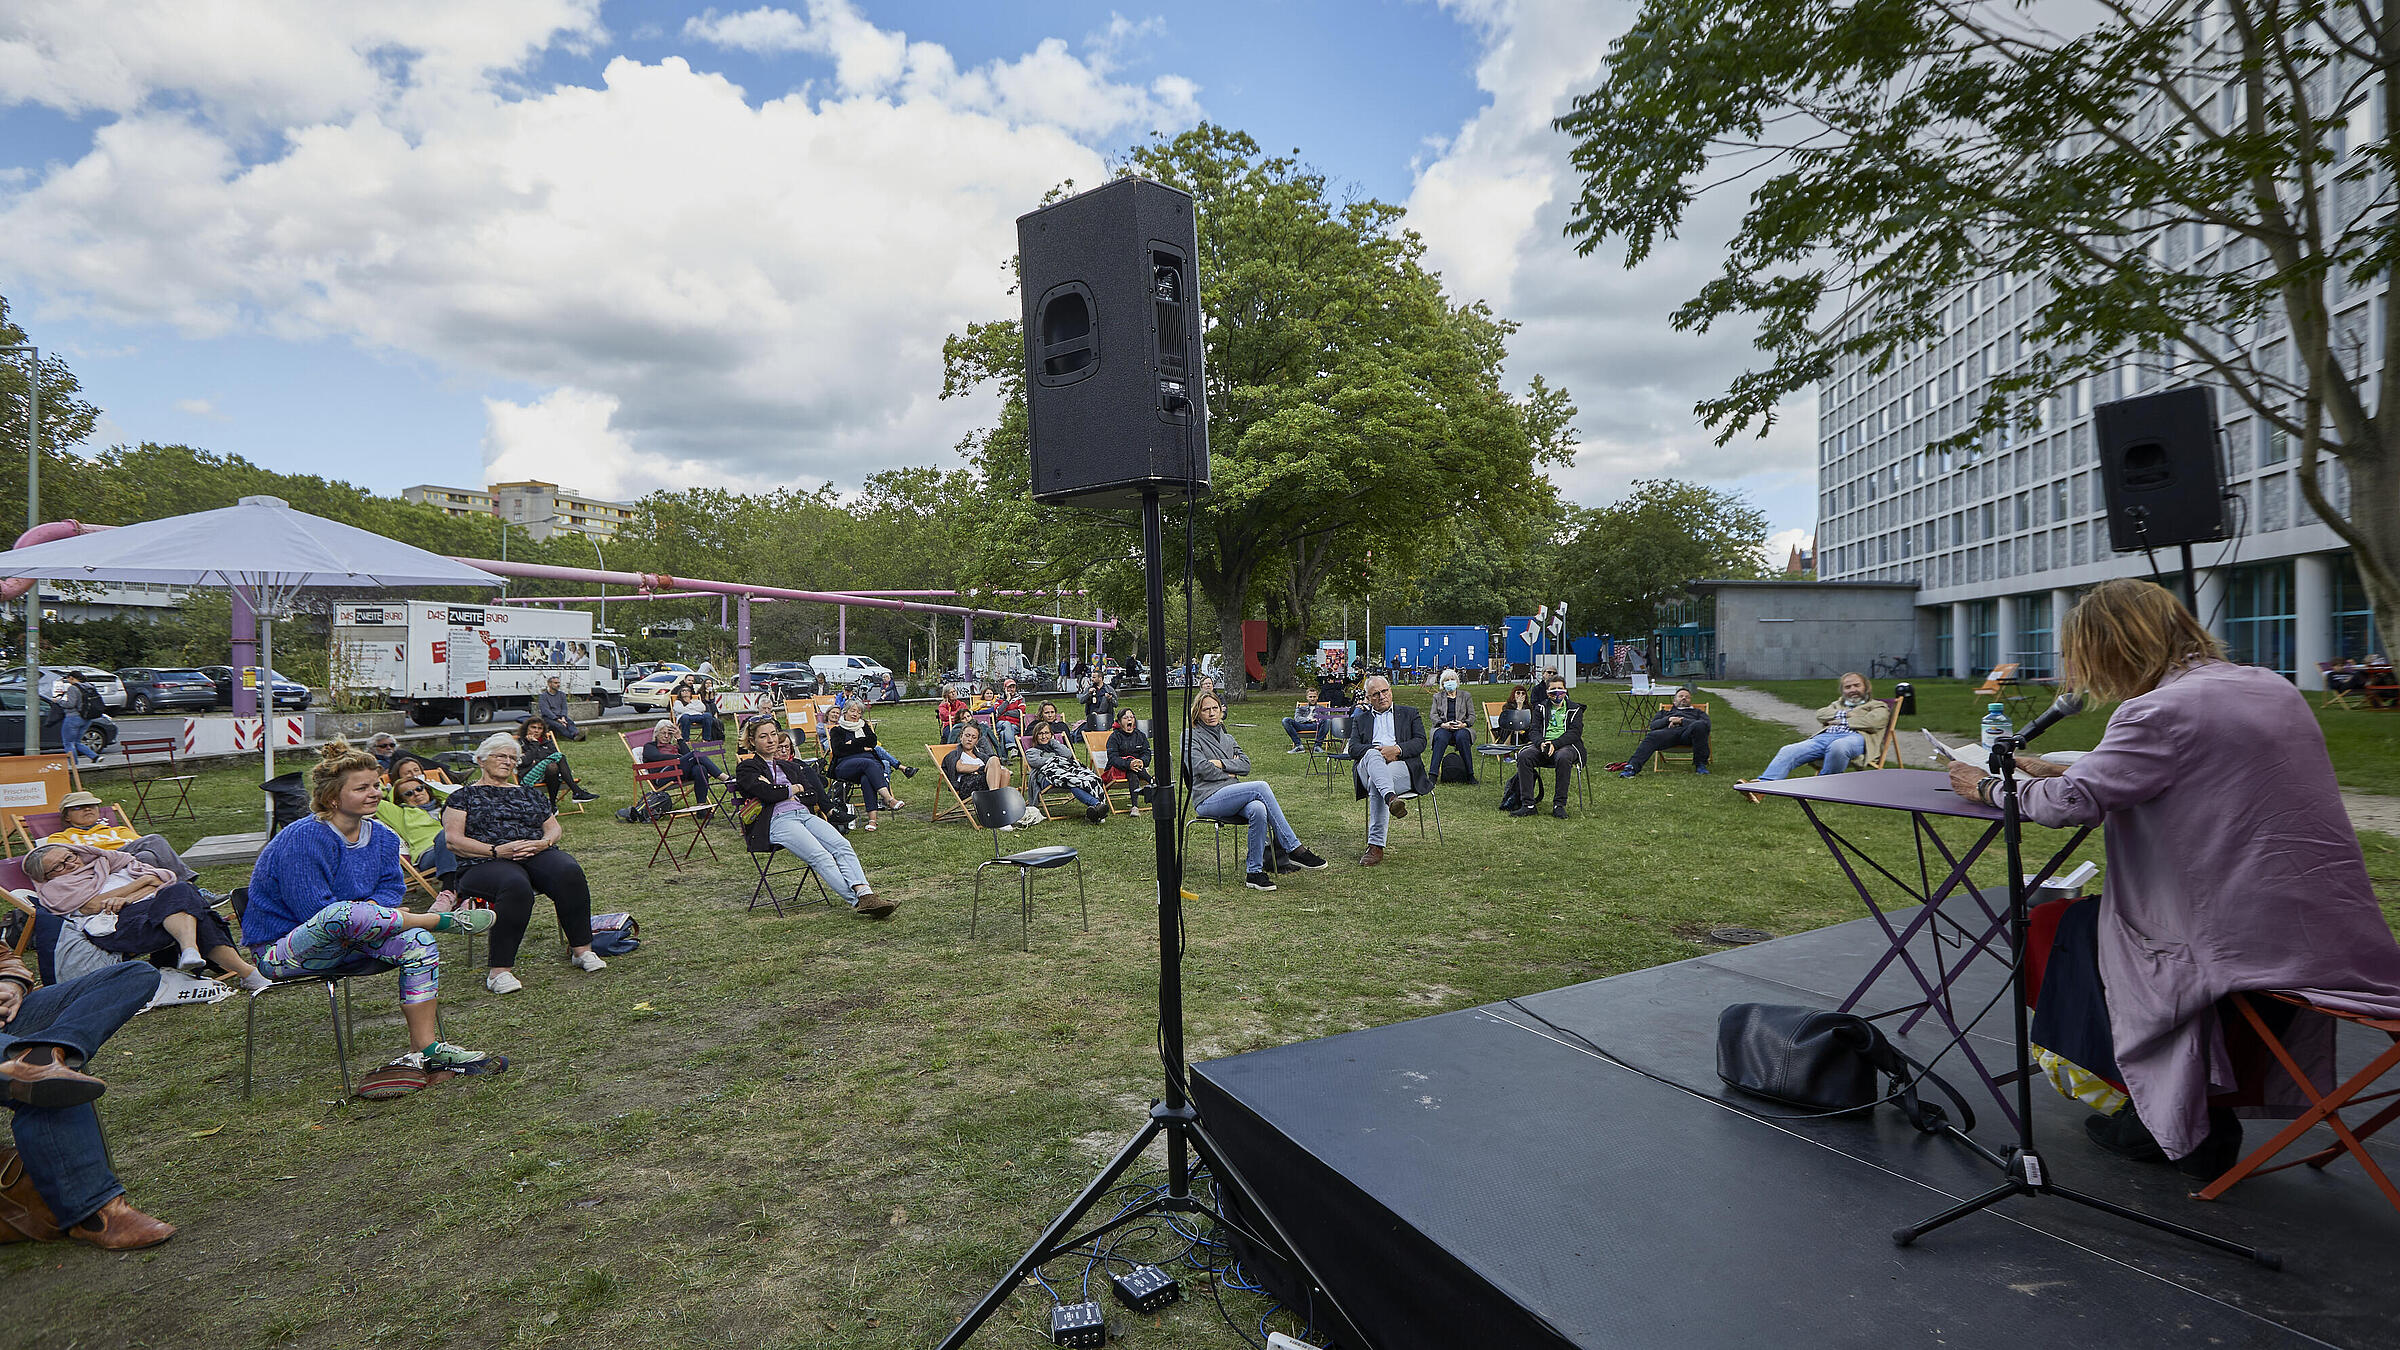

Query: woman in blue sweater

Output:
[244, 741, 500, 1073]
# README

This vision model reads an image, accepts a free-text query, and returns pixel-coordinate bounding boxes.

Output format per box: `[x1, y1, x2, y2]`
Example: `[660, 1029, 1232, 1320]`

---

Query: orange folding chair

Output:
[2194, 991, 2400, 1212]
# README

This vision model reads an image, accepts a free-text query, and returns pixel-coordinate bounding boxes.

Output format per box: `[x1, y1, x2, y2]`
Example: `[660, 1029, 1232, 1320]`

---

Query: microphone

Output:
[2018, 692, 2085, 744]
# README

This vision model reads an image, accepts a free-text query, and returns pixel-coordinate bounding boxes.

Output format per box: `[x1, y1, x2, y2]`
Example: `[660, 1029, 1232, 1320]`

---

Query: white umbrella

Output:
[0, 495, 503, 825]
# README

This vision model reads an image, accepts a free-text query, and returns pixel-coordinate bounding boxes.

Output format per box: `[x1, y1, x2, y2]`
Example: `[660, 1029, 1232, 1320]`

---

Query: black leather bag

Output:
[1715, 1002, 1974, 1134]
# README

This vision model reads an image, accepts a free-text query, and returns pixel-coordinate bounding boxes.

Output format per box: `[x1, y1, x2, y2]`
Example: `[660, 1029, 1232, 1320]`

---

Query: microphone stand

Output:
[1892, 730, 2278, 1266]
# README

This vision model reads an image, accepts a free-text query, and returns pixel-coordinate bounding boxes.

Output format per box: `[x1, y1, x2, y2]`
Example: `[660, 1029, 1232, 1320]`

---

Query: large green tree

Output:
[0, 295, 105, 527]
[1557, 0, 2400, 642]
[944, 125, 1573, 688]
[1555, 478, 1771, 637]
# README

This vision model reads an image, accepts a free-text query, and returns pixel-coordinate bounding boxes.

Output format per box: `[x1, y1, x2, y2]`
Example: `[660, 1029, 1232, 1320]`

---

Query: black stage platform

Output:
[1192, 915, 2400, 1350]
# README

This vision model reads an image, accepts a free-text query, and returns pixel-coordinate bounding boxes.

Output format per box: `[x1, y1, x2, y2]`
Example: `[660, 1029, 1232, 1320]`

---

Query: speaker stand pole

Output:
[936, 491, 1360, 1349]
[2179, 542, 2199, 612]
[1891, 732, 2275, 1266]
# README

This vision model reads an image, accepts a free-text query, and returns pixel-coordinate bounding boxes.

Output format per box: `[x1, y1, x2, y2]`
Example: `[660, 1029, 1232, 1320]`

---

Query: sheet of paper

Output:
[1922, 730, 1992, 771]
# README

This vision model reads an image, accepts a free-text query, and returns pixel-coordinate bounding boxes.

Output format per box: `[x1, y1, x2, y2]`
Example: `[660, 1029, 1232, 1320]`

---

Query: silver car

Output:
[0, 664, 129, 710]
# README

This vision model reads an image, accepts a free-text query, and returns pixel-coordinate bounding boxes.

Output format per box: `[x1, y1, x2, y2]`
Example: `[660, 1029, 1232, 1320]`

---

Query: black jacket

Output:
[1344, 702, 1431, 799]
[828, 721, 879, 761]
[1646, 703, 1709, 736]
[732, 754, 837, 852]
[1106, 727, 1152, 778]
[1528, 692, 1586, 754]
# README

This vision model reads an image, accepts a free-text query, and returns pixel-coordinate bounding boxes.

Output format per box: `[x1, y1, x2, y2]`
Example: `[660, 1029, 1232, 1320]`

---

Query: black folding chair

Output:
[969, 787, 1086, 950]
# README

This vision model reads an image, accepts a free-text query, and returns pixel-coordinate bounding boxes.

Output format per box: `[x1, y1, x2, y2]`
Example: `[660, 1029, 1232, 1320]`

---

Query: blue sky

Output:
[0, 1, 1817, 547]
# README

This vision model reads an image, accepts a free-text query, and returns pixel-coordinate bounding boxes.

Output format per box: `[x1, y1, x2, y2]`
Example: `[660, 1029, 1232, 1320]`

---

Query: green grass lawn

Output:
[1729, 675, 2400, 793]
[6, 687, 2396, 1349]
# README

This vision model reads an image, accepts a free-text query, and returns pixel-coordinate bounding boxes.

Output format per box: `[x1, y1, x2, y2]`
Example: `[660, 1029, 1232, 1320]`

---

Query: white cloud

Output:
[171, 396, 216, 417]
[1407, 0, 1819, 535]
[1760, 527, 1814, 572]
[0, 1, 1202, 497]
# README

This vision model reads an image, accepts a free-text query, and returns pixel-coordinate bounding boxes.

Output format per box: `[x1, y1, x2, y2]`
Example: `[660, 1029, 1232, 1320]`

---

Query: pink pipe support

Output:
[0, 520, 108, 600]
[452, 557, 1116, 630]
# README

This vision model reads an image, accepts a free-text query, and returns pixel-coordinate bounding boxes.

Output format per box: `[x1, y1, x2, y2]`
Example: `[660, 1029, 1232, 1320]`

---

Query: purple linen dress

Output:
[2017, 661, 2400, 1157]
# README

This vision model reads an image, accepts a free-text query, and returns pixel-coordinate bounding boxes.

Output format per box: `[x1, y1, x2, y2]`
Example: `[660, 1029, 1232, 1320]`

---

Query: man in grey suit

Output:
[1346, 676, 1430, 867]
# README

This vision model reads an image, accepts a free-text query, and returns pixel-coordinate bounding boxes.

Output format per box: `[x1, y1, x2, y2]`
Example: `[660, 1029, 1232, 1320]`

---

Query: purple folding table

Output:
[1739, 768, 2093, 1129]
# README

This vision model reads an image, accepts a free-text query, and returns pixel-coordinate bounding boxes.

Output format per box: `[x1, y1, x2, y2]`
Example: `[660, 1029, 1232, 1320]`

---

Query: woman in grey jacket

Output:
[1183, 692, 1328, 890]
[1427, 669, 1478, 782]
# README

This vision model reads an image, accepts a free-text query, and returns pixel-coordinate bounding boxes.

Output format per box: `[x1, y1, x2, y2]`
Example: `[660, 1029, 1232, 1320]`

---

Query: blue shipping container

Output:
[1383, 625, 1488, 670]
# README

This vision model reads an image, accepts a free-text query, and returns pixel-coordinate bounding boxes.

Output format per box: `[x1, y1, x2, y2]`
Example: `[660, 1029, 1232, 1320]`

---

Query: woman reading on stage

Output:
[1948, 578, 2400, 1179]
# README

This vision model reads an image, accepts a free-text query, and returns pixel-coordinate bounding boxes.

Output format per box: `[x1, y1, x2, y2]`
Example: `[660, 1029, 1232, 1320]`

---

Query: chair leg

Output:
[325, 979, 357, 1100]
[1020, 866, 1033, 952]
[1075, 855, 1089, 932]
[971, 863, 986, 938]
[244, 990, 259, 1102]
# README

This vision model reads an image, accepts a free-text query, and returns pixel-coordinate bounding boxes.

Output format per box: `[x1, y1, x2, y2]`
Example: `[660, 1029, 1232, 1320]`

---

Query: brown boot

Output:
[852, 891, 897, 918]
[1358, 844, 1384, 867]
[0, 1046, 106, 1110]
[0, 1147, 60, 1242]
[67, 1196, 175, 1251]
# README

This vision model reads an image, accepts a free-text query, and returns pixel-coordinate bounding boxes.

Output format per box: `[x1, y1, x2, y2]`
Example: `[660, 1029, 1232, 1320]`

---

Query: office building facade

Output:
[1813, 268, 2380, 691]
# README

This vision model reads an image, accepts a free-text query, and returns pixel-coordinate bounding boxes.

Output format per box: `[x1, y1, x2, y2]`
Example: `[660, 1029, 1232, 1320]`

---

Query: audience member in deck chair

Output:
[1751, 672, 1887, 780]
[1105, 708, 1155, 814]
[641, 718, 728, 801]
[445, 733, 606, 997]
[24, 842, 268, 991]
[0, 951, 175, 1248]
[517, 718, 599, 806]
[376, 775, 460, 908]
[36, 791, 197, 882]
[946, 723, 1041, 828]
[1022, 721, 1109, 824]
[1949, 578, 2400, 1181]
[828, 702, 906, 830]
[734, 720, 892, 917]
[1619, 687, 1711, 777]
[248, 741, 502, 1067]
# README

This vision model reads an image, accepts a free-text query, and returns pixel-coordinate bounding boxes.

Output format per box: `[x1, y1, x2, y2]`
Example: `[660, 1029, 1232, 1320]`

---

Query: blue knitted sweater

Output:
[242, 816, 406, 948]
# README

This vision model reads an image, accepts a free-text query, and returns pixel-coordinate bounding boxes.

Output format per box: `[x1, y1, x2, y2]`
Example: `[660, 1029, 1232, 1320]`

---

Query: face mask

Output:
[1442, 680, 1458, 691]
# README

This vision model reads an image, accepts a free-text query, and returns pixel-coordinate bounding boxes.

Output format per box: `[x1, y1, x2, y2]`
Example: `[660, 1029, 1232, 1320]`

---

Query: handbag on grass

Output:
[1714, 1002, 1975, 1134]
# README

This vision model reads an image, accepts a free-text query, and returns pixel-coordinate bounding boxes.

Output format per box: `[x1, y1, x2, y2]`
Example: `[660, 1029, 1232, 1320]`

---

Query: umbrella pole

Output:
[261, 612, 275, 834]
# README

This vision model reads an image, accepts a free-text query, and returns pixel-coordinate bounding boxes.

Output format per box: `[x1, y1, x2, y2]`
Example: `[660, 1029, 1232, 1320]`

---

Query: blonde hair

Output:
[311, 739, 383, 816]
[2059, 578, 2224, 703]
[1187, 691, 1224, 722]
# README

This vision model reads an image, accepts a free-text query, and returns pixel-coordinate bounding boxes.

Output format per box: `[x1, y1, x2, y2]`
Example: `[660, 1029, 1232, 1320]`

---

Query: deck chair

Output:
[9, 802, 137, 854]
[2319, 664, 2361, 711]
[632, 759, 718, 869]
[1018, 739, 1086, 821]
[2193, 991, 2400, 1214]
[925, 744, 980, 826]
[1858, 697, 1904, 769]
[2, 859, 34, 960]
[1645, 702, 1710, 773]
[1081, 730, 1140, 814]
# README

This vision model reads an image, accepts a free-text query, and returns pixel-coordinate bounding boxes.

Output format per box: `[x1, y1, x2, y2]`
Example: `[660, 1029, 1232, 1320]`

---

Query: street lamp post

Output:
[4, 344, 38, 756]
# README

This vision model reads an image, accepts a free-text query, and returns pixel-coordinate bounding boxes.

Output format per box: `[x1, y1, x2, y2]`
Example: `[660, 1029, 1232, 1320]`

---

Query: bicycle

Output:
[1870, 653, 1915, 681]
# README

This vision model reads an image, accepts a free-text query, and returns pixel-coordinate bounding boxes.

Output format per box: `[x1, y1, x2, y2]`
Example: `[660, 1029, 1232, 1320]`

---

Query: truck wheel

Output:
[409, 703, 449, 727]
[466, 699, 492, 725]
[591, 687, 612, 712]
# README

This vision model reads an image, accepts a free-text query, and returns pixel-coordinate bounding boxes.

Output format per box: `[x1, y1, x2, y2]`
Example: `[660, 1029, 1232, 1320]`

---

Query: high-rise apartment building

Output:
[402, 480, 637, 540]
[1815, 267, 2379, 691]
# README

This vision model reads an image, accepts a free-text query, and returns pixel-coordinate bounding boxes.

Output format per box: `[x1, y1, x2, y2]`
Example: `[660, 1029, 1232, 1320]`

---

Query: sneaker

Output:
[571, 787, 600, 803]
[566, 950, 607, 972]
[1695, 764, 1711, 775]
[1086, 806, 1106, 824]
[1551, 804, 1568, 820]
[420, 1041, 494, 1072]
[484, 970, 524, 996]
[1510, 805, 1537, 818]
[1618, 768, 1639, 779]
[443, 908, 498, 935]
[900, 764, 918, 778]
[1286, 845, 1330, 870]
[1244, 872, 1278, 891]
[1285, 745, 1307, 754]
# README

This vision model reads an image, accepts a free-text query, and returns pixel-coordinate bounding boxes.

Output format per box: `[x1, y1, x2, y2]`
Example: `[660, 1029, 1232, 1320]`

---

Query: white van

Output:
[809, 653, 893, 687]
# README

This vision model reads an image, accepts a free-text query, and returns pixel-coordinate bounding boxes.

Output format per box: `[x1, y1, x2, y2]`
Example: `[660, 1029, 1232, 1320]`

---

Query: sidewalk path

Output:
[1705, 683, 2400, 841]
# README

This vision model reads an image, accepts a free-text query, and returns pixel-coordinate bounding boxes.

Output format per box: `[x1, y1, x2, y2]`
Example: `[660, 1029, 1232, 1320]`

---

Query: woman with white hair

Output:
[1427, 668, 1478, 783]
[444, 732, 605, 996]
[640, 717, 726, 801]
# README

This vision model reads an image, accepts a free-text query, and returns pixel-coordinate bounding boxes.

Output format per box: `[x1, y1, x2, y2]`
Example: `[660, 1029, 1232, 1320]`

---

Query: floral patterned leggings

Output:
[256, 901, 441, 1005]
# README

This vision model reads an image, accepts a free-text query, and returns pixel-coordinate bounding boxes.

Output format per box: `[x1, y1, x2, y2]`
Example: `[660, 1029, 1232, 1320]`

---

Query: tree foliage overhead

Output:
[1556, 0, 2400, 643]
[943, 124, 1574, 686]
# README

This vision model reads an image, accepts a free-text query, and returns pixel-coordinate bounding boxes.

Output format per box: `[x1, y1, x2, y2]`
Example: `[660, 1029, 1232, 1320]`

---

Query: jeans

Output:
[540, 713, 582, 741]
[832, 753, 890, 799]
[1624, 723, 1709, 772]
[1758, 730, 1867, 780]
[3, 961, 159, 1227]
[414, 837, 460, 885]
[457, 850, 594, 967]
[1282, 717, 1327, 748]
[1429, 727, 1474, 778]
[677, 714, 721, 744]
[1355, 752, 1404, 847]
[991, 722, 1019, 755]
[60, 712, 100, 762]
[768, 807, 868, 904]
[1195, 781, 1301, 874]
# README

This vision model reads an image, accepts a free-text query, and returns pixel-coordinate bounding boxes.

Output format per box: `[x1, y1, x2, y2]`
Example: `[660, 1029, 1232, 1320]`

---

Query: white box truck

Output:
[954, 640, 1040, 684]
[335, 601, 624, 726]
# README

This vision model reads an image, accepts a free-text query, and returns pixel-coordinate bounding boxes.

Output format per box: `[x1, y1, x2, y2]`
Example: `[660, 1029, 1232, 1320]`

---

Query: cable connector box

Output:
[1050, 1299, 1106, 1347]
[1109, 1263, 1182, 1313]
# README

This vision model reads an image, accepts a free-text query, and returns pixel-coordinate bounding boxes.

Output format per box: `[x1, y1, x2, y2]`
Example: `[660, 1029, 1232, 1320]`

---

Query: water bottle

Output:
[1980, 702, 2011, 750]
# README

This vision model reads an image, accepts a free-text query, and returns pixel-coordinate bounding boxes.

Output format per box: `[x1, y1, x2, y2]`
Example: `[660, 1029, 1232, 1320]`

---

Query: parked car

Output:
[0, 686, 117, 757]
[622, 661, 691, 686]
[0, 665, 129, 710]
[116, 666, 220, 713]
[748, 660, 809, 684]
[199, 665, 313, 709]
[622, 669, 690, 710]
[808, 654, 893, 688]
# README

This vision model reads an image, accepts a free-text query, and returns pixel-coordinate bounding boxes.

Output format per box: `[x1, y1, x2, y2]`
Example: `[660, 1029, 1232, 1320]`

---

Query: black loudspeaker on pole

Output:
[2094, 386, 2228, 554]
[937, 180, 1348, 1349]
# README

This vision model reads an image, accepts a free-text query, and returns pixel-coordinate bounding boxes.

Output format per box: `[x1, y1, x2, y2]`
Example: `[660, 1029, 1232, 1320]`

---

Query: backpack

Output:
[616, 789, 675, 824]
[77, 684, 104, 719]
[590, 912, 641, 956]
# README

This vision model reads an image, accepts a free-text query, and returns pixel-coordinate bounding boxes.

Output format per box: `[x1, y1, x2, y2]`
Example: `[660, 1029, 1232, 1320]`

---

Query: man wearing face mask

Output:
[1510, 675, 1585, 818]
[1752, 672, 1887, 780]
[1427, 668, 1478, 783]
[1619, 686, 1711, 776]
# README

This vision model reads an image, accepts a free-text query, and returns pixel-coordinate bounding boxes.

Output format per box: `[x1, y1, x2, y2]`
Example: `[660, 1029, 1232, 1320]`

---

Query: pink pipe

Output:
[0, 520, 108, 600]
[530, 590, 712, 603]
[453, 557, 1117, 630]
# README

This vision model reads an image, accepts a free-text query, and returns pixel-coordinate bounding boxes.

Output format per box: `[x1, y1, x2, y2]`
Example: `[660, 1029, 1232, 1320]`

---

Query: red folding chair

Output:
[2194, 991, 2400, 1212]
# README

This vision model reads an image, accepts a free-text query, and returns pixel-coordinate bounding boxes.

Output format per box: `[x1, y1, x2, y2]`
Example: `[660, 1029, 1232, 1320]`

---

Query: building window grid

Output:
[2015, 593, 2054, 680]
[2223, 561, 2298, 679]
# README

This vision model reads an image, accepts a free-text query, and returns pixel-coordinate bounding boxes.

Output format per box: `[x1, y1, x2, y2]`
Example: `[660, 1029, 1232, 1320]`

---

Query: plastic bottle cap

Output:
[1988, 704, 2004, 712]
